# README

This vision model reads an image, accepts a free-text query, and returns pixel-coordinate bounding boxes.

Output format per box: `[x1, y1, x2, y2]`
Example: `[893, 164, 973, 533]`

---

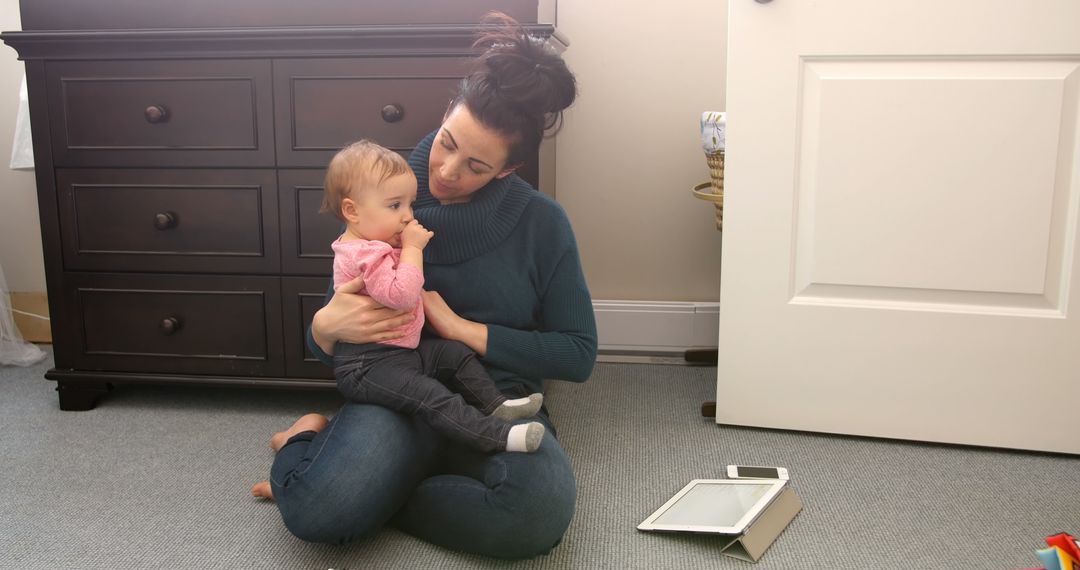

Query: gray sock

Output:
[492, 393, 543, 420]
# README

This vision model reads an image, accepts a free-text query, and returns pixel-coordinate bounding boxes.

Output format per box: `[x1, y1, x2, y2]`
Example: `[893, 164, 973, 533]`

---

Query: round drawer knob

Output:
[153, 211, 178, 230]
[145, 105, 170, 124]
[381, 104, 404, 123]
[159, 317, 182, 336]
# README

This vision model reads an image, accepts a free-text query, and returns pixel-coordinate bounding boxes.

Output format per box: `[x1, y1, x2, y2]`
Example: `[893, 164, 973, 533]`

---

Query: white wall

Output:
[557, 0, 726, 301]
[0, 1, 44, 294]
[0, 0, 728, 303]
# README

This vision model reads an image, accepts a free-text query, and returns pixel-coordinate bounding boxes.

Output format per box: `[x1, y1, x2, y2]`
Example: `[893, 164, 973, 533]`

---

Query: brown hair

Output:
[321, 140, 412, 222]
[451, 11, 577, 167]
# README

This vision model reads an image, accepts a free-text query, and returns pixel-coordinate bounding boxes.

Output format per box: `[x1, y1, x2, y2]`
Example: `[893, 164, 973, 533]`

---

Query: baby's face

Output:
[349, 172, 418, 246]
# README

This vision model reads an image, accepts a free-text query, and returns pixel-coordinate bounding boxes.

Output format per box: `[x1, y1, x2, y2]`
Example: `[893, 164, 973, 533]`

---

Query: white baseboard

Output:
[593, 300, 719, 354]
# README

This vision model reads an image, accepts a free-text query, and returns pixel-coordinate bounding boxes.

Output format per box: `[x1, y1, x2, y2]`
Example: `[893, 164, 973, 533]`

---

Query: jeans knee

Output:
[492, 509, 574, 559]
[537, 486, 576, 548]
[280, 501, 381, 545]
[274, 471, 393, 546]
[496, 479, 576, 557]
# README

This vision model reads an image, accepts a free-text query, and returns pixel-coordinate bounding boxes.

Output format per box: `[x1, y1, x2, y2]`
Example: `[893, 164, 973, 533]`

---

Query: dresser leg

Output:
[56, 381, 110, 411]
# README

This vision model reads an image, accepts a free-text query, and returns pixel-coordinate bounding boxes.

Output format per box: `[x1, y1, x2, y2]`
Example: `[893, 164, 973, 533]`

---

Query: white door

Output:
[718, 0, 1080, 454]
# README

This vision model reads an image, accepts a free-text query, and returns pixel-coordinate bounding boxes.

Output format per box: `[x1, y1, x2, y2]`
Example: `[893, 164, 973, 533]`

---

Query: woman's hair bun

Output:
[457, 11, 578, 165]
[472, 12, 576, 126]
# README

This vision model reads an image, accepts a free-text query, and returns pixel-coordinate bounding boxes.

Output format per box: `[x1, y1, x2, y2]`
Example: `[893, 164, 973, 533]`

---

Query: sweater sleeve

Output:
[362, 256, 424, 311]
[484, 238, 598, 383]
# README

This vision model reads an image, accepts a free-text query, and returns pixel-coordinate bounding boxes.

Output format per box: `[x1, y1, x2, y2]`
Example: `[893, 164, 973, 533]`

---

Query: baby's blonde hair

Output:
[321, 140, 412, 222]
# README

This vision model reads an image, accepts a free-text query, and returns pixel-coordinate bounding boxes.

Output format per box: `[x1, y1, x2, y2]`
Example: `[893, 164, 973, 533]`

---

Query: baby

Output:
[322, 140, 545, 453]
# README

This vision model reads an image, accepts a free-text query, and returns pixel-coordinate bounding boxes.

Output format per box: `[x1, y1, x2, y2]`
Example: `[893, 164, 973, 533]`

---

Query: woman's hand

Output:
[311, 276, 414, 355]
[422, 290, 489, 356]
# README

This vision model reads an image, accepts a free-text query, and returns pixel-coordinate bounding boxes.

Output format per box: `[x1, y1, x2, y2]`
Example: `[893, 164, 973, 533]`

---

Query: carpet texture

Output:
[2, 348, 1077, 569]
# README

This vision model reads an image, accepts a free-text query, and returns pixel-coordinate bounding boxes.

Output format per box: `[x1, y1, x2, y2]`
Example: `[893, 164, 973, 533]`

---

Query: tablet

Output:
[637, 479, 787, 535]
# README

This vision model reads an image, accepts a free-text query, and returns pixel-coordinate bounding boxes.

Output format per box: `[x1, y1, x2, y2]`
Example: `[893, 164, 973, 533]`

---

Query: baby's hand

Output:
[401, 220, 434, 250]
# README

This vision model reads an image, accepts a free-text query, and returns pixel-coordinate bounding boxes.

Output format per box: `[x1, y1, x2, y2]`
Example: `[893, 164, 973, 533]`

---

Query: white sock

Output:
[506, 422, 545, 453]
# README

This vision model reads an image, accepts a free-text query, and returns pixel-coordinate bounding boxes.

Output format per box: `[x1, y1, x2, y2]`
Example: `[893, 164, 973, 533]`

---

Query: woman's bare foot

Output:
[253, 414, 328, 502]
[251, 481, 273, 500]
[269, 413, 329, 452]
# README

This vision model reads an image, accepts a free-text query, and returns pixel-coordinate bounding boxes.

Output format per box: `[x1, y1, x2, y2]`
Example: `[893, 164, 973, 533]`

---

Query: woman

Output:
[254, 13, 597, 559]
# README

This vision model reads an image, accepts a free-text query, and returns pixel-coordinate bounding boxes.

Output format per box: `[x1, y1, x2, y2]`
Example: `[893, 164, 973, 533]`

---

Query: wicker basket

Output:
[692, 181, 723, 231]
[692, 150, 725, 231]
[706, 150, 725, 194]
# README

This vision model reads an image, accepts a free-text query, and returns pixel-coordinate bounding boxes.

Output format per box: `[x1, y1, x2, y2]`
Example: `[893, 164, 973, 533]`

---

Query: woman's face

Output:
[428, 104, 519, 205]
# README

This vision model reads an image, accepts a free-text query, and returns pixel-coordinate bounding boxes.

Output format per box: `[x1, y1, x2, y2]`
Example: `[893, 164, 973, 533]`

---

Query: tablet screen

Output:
[651, 481, 775, 527]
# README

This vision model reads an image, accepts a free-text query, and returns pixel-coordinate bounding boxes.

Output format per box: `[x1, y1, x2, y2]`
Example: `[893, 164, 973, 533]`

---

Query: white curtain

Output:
[10, 73, 33, 170]
[2, 71, 45, 367]
[0, 261, 45, 367]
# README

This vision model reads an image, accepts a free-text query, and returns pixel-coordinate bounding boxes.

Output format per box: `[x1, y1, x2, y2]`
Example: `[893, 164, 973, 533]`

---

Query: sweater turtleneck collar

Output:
[410, 131, 534, 265]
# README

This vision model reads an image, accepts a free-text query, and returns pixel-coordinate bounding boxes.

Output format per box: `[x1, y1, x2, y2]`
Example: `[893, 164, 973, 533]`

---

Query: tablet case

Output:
[712, 486, 803, 562]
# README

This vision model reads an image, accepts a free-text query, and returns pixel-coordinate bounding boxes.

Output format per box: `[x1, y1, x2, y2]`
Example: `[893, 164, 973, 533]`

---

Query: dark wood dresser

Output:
[2, 0, 559, 410]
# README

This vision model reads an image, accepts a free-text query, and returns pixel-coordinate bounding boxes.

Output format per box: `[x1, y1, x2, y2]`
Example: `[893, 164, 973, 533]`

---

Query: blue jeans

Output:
[268, 396, 576, 559]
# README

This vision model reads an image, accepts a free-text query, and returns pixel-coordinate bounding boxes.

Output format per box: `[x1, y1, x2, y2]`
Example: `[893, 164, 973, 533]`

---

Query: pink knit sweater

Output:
[331, 238, 425, 349]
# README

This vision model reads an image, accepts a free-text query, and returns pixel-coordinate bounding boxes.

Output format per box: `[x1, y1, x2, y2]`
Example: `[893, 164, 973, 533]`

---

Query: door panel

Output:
[719, 0, 1080, 453]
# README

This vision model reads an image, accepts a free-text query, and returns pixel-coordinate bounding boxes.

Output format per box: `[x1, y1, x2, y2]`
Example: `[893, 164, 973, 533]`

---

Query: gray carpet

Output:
[2, 347, 1077, 569]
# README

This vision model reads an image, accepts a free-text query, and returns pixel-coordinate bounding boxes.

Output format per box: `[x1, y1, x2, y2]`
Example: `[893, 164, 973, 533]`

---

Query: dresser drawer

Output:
[65, 273, 284, 376]
[279, 169, 339, 275]
[282, 277, 335, 380]
[274, 57, 469, 167]
[46, 59, 275, 167]
[57, 169, 280, 274]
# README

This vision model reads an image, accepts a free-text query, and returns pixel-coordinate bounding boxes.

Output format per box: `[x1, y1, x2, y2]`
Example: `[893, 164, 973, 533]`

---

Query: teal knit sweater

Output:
[309, 132, 597, 394]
